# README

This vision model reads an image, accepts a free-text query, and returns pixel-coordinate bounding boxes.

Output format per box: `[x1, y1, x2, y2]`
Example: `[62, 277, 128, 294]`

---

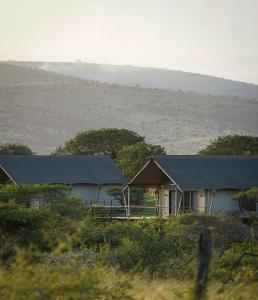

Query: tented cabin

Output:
[126, 155, 258, 216]
[0, 155, 126, 206]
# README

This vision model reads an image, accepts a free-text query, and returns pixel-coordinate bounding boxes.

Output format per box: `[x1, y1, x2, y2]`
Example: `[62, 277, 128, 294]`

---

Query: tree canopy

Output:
[53, 128, 144, 159]
[117, 141, 166, 179]
[0, 143, 33, 155]
[199, 135, 258, 155]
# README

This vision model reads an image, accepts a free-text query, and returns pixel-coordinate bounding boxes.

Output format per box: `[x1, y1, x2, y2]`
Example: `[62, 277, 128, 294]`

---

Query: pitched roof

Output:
[0, 155, 126, 185]
[129, 155, 258, 190]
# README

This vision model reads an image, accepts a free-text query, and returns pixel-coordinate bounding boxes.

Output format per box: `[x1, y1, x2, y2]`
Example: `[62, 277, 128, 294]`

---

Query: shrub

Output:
[0, 201, 45, 263]
[0, 184, 68, 206]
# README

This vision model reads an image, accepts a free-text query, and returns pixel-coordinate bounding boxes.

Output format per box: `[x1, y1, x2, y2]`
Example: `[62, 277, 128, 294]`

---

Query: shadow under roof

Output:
[129, 155, 258, 191]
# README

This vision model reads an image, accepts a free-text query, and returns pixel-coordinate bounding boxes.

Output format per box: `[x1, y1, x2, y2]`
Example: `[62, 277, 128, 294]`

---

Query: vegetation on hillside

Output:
[0, 184, 258, 299]
[1, 62, 258, 155]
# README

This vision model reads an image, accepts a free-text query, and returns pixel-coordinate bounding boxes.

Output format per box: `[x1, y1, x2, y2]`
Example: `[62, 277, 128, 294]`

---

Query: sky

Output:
[0, 0, 258, 84]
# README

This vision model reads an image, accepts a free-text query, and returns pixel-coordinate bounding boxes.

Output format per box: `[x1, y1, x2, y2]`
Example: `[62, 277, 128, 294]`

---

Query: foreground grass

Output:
[1, 261, 258, 300]
[130, 279, 258, 300]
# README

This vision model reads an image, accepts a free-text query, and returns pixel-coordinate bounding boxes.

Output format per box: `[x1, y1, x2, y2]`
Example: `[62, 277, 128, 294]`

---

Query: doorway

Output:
[169, 190, 172, 214]
[183, 191, 193, 212]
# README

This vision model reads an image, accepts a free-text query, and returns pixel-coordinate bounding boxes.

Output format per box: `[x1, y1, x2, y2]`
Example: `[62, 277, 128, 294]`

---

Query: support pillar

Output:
[127, 185, 130, 217]
[122, 191, 128, 216]
[208, 190, 215, 214]
[175, 188, 178, 216]
[177, 191, 183, 215]
[97, 184, 101, 203]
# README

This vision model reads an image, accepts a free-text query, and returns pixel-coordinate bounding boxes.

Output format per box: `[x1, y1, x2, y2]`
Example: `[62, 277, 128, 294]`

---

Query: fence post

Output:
[195, 229, 213, 298]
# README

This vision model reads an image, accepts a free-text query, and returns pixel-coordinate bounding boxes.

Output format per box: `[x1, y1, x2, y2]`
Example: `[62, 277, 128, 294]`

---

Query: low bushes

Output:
[0, 185, 88, 263]
[0, 185, 258, 299]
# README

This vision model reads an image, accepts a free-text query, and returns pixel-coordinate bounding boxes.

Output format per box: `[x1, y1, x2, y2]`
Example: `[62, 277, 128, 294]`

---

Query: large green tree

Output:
[53, 128, 144, 159]
[199, 135, 258, 155]
[117, 141, 166, 179]
[0, 143, 33, 155]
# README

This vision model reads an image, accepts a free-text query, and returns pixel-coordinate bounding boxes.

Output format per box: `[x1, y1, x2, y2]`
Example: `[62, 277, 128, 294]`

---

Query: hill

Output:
[4, 61, 258, 100]
[0, 63, 258, 154]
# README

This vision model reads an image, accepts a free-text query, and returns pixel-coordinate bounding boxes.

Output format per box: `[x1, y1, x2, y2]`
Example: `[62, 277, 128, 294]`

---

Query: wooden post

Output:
[208, 190, 214, 215]
[156, 185, 160, 216]
[97, 184, 101, 203]
[195, 229, 213, 298]
[122, 191, 128, 216]
[175, 188, 178, 216]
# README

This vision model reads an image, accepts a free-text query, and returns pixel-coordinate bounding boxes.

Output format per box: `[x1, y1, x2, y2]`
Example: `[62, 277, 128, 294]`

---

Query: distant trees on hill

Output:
[199, 135, 258, 155]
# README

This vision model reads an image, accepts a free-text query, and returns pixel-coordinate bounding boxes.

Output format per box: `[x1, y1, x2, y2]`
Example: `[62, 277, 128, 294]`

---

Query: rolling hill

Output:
[4, 61, 258, 100]
[0, 62, 258, 154]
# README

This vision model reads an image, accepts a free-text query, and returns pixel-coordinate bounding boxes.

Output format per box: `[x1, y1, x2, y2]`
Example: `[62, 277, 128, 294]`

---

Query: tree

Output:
[0, 143, 33, 155]
[232, 187, 258, 202]
[0, 184, 68, 207]
[53, 128, 144, 159]
[107, 186, 146, 205]
[116, 141, 166, 179]
[199, 135, 258, 155]
[232, 187, 258, 212]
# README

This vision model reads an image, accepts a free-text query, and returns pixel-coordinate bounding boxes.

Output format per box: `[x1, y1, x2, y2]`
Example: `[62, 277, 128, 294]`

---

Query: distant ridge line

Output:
[3, 60, 258, 100]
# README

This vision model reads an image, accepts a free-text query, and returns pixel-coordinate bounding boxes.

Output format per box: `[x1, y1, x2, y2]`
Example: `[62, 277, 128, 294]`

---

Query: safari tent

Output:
[126, 155, 258, 216]
[0, 155, 126, 206]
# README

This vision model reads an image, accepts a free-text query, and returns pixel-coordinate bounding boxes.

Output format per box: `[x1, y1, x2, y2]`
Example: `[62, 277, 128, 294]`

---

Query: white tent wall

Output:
[208, 190, 239, 213]
[70, 184, 121, 207]
[158, 188, 242, 216]
[192, 190, 239, 213]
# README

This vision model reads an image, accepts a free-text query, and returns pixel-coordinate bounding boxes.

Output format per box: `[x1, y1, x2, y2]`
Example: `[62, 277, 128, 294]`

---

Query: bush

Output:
[0, 184, 68, 206]
[67, 214, 255, 280]
[175, 213, 252, 252]
[0, 201, 45, 263]
[0, 189, 257, 299]
[0, 191, 89, 262]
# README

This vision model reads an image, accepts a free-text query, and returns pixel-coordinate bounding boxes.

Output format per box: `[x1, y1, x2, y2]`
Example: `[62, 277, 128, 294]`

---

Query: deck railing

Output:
[91, 205, 160, 219]
[90, 204, 251, 219]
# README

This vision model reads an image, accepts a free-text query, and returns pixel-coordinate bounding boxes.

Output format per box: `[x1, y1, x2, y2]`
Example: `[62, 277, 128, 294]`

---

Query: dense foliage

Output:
[107, 186, 146, 205]
[0, 143, 33, 155]
[117, 141, 166, 179]
[53, 128, 144, 159]
[0, 184, 68, 206]
[199, 135, 258, 155]
[232, 187, 258, 202]
[0, 185, 258, 299]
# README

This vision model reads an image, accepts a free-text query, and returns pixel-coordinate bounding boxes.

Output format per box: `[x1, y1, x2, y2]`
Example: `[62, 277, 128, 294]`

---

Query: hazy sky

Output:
[1, 0, 258, 83]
